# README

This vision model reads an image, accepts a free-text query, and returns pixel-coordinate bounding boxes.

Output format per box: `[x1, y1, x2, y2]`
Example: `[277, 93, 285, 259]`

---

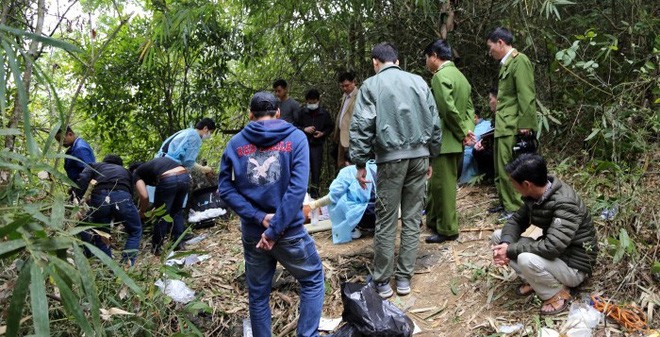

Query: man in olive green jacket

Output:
[487, 27, 539, 216]
[350, 42, 442, 298]
[423, 39, 476, 244]
[492, 154, 597, 315]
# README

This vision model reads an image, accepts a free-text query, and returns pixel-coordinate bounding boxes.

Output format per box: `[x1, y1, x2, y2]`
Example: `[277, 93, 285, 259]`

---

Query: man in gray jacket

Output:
[350, 42, 442, 298]
[492, 154, 598, 315]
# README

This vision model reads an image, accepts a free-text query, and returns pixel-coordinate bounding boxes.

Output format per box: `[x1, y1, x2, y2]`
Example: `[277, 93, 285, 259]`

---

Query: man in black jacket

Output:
[491, 154, 597, 315]
[77, 154, 142, 264]
[294, 89, 334, 198]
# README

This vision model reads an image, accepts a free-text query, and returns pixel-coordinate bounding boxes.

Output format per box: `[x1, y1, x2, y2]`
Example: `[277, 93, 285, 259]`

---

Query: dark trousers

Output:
[309, 144, 324, 198]
[474, 148, 495, 181]
[153, 174, 190, 248]
[83, 190, 142, 263]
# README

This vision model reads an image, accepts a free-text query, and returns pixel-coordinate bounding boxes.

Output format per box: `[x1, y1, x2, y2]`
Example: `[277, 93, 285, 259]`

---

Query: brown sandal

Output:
[515, 283, 534, 296]
[540, 288, 571, 315]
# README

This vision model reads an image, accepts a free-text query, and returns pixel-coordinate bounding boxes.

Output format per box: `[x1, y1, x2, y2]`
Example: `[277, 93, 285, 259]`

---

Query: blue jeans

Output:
[242, 233, 325, 337]
[153, 174, 190, 248]
[83, 190, 142, 263]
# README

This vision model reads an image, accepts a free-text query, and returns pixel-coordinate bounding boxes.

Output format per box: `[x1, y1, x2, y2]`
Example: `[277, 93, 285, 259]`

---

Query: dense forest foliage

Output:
[0, 0, 658, 335]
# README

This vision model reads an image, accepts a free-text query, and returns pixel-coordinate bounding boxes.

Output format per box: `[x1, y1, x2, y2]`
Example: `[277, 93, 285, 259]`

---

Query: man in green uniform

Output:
[486, 27, 539, 217]
[423, 39, 476, 244]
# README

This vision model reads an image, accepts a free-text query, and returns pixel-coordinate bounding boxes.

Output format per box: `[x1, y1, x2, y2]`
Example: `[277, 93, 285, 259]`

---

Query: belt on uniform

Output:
[159, 169, 187, 179]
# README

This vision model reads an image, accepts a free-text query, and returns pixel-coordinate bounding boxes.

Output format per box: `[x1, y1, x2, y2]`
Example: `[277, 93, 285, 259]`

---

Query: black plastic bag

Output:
[339, 282, 414, 337]
[326, 324, 362, 337]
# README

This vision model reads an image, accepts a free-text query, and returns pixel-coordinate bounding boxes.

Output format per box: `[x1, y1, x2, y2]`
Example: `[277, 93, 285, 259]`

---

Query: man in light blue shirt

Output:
[460, 111, 492, 184]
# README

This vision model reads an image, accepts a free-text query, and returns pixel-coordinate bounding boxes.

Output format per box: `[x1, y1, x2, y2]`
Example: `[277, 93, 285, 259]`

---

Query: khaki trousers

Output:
[491, 229, 586, 300]
[373, 157, 428, 282]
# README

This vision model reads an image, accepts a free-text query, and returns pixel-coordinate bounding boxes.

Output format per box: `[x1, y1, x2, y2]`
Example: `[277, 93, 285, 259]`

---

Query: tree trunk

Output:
[5, 0, 45, 151]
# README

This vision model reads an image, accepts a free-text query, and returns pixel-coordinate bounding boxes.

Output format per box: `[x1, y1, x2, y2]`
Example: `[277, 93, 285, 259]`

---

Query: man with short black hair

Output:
[77, 154, 142, 264]
[491, 153, 597, 315]
[486, 27, 539, 218]
[350, 42, 442, 298]
[218, 91, 324, 337]
[295, 88, 334, 198]
[423, 39, 476, 244]
[333, 72, 359, 168]
[272, 79, 301, 124]
[56, 126, 96, 186]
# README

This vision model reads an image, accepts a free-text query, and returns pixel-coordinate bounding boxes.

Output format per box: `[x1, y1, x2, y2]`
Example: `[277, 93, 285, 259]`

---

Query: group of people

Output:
[57, 118, 217, 263]
[60, 26, 598, 337]
[223, 28, 596, 336]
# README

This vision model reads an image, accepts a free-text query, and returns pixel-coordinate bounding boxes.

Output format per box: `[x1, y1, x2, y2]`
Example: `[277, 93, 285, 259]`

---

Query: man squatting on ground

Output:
[491, 153, 598, 315]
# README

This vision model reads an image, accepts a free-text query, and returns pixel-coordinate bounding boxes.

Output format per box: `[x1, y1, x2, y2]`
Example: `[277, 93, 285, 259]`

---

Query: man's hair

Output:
[305, 89, 320, 100]
[488, 86, 498, 97]
[338, 71, 355, 83]
[128, 161, 144, 174]
[487, 27, 514, 45]
[424, 39, 453, 61]
[103, 154, 124, 166]
[250, 91, 279, 118]
[272, 79, 288, 89]
[56, 125, 74, 135]
[195, 118, 216, 131]
[371, 42, 398, 63]
[505, 153, 548, 186]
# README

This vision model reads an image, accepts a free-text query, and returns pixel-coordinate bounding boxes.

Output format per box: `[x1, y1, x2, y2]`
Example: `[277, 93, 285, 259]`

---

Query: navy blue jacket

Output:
[218, 119, 309, 241]
[76, 162, 133, 197]
[64, 137, 96, 182]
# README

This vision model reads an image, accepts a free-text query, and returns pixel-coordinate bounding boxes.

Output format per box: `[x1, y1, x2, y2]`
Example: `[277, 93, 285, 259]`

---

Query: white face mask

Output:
[202, 132, 212, 140]
[307, 103, 319, 110]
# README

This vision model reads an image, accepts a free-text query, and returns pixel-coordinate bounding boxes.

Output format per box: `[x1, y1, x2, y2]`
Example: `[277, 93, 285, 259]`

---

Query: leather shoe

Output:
[425, 233, 458, 244]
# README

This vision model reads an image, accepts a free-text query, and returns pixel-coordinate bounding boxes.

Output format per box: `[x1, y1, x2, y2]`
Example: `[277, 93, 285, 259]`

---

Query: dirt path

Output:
[180, 185, 612, 336]
[312, 185, 515, 336]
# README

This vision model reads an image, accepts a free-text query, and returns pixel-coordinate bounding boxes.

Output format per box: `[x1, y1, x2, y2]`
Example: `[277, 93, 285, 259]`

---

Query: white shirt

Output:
[500, 48, 515, 65]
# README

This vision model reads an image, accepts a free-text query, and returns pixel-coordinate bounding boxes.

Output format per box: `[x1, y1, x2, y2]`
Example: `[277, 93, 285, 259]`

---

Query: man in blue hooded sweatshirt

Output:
[218, 91, 325, 337]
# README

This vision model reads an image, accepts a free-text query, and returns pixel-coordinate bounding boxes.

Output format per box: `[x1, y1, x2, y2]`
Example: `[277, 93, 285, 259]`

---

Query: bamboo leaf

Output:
[30, 263, 50, 336]
[33, 237, 74, 251]
[0, 128, 22, 136]
[49, 269, 95, 336]
[49, 194, 65, 229]
[83, 243, 145, 298]
[72, 245, 103, 334]
[49, 256, 81, 284]
[0, 213, 32, 238]
[584, 128, 601, 141]
[0, 49, 5, 113]
[1, 38, 38, 157]
[0, 239, 27, 257]
[0, 24, 82, 52]
[6, 258, 32, 337]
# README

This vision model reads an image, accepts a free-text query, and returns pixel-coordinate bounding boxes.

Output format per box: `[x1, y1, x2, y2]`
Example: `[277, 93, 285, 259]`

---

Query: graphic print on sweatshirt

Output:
[247, 151, 281, 185]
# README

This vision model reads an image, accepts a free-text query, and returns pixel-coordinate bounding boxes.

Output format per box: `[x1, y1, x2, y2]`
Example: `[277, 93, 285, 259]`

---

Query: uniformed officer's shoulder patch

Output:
[511, 50, 520, 58]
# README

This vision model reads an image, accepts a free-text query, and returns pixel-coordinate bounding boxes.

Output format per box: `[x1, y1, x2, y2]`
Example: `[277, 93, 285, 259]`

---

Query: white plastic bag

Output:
[154, 279, 195, 304]
[563, 302, 602, 337]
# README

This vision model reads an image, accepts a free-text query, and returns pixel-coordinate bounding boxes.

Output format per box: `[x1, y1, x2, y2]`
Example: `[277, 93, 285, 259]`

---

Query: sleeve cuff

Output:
[253, 210, 267, 226]
[263, 227, 276, 240]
